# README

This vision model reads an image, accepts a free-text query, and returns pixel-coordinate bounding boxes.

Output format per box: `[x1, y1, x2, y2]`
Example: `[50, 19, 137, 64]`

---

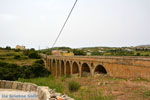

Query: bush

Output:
[73, 49, 86, 56]
[5, 46, 11, 50]
[6, 53, 14, 56]
[14, 49, 20, 52]
[0, 61, 50, 81]
[31, 63, 50, 77]
[14, 55, 21, 59]
[143, 90, 150, 97]
[35, 60, 44, 65]
[23, 49, 41, 59]
[136, 53, 141, 56]
[0, 62, 21, 80]
[68, 81, 81, 92]
[28, 52, 41, 59]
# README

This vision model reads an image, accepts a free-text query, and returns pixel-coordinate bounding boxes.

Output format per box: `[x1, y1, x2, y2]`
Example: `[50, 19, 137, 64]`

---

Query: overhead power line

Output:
[51, 0, 78, 48]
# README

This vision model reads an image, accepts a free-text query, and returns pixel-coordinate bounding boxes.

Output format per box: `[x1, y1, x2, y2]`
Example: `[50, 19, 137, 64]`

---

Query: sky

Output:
[0, 0, 150, 49]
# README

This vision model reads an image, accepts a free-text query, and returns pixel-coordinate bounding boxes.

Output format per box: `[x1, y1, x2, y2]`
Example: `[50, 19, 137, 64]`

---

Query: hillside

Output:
[40, 46, 150, 56]
[0, 49, 38, 66]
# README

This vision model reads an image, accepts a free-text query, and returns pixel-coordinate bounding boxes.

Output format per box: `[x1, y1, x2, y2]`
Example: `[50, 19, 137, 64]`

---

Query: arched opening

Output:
[66, 61, 71, 75]
[61, 61, 65, 76]
[52, 60, 56, 76]
[94, 65, 107, 74]
[72, 62, 79, 75]
[48, 60, 51, 71]
[57, 60, 60, 76]
[81, 63, 91, 77]
[46, 59, 49, 69]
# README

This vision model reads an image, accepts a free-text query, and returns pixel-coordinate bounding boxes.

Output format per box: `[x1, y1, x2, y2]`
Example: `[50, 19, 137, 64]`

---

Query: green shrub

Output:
[0, 61, 50, 81]
[6, 53, 14, 56]
[143, 90, 150, 97]
[31, 63, 50, 77]
[136, 53, 141, 56]
[5, 46, 11, 50]
[0, 57, 5, 60]
[0, 62, 21, 80]
[23, 49, 41, 59]
[14, 55, 21, 59]
[61, 76, 66, 82]
[35, 60, 44, 65]
[21, 56, 28, 59]
[28, 52, 41, 59]
[14, 49, 20, 52]
[68, 81, 81, 92]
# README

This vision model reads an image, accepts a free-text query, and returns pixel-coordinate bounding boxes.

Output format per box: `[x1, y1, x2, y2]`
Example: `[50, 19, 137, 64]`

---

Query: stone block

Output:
[26, 83, 32, 91]
[16, 82, 23, 90]
[30, 84, 38, 91]
[12, 81, 18, 89]
[22, 83, 28, 91]
[4, 81, 13, 89]
[0, 80, 6, 88]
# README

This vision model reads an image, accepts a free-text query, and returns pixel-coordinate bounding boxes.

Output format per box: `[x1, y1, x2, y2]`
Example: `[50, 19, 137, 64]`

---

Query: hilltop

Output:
[40, 45, 150, 56]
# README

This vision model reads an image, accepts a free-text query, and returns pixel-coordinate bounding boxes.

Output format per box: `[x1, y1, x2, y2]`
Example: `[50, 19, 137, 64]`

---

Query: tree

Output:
[5, 46, 11, 50]
[73, 49, 86, 56]
[28, 52, 41, 59]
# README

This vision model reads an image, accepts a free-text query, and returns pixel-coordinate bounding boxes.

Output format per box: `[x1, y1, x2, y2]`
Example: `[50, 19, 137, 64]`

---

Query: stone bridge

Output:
[42, 54, 150, 79]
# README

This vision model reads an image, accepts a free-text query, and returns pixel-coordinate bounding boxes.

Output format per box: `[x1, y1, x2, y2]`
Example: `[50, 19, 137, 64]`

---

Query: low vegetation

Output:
[0, 48, 50, 81]
[18, 76, 64, 93]
[143, 90, 150, 98]
[68, 81, 81, 92]
[0, 48, 41, 66]
[0, 60, 50, 81]
[18, 76, 114, 100]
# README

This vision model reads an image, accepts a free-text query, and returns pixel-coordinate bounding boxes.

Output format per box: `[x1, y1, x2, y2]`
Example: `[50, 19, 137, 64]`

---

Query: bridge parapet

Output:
[44, 55, 150, 67]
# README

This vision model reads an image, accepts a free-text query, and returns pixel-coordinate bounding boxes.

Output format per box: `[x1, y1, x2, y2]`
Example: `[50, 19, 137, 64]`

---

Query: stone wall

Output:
[0, 80, 74, 100]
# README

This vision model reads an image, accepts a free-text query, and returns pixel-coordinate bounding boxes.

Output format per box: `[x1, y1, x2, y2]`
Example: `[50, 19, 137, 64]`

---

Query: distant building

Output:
[86, 52, 91, 56]
[98, 50, 105, 53]
[16, 45, 26, 50]
[52, 50, 74, 56]
[124, 48, 133, 51]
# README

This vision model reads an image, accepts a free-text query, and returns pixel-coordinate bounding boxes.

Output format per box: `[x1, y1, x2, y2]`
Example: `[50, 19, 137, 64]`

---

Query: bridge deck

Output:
[48, 56, 150, 61]
[45, 55, 150, 67]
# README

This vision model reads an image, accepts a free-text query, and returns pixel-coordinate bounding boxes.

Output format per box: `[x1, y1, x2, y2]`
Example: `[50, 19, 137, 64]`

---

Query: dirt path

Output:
[0, 89, 39, 100]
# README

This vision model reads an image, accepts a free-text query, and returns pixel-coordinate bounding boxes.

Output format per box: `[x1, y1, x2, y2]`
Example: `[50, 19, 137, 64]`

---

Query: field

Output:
[18, 75, 150, 100]
[0, 49, 37, 66]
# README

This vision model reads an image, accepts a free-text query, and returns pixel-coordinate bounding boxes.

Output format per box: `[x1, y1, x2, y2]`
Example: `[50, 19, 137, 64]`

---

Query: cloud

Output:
[39, 15, 47, 22]
[0, 14, 19, 21]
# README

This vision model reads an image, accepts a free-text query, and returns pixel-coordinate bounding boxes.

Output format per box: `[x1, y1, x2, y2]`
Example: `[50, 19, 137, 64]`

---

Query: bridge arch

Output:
[49, 59, 52, 71]
[56, 60, 60, 76]
[52, 59, 56, 76]
[66, 61, 71, 75]
[72, 62, 79, 75]
[61, 60, 65, 76]
[94, 65, 107, 74]
[81, 63, 91, 77]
